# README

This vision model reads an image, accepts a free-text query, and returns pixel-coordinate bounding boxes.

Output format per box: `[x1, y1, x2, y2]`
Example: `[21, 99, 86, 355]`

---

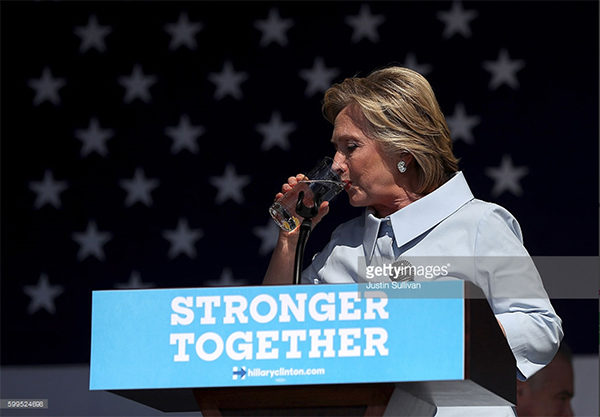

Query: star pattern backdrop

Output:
[1, 1, 598, 366]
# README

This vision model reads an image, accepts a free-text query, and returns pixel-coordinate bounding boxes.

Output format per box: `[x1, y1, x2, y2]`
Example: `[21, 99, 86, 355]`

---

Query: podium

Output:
[89, 282, 515, 416]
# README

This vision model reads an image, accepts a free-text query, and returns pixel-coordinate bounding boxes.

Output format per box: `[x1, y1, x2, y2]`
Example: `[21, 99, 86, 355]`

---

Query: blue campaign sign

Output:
[89, 282, 464, 390]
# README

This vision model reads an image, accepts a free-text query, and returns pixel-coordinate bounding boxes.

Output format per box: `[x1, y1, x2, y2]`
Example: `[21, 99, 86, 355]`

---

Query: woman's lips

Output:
[343, 180, 352, 191]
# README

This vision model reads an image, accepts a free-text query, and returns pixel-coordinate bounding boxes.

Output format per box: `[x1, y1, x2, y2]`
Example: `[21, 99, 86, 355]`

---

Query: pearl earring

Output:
[397, 160, 407, 173]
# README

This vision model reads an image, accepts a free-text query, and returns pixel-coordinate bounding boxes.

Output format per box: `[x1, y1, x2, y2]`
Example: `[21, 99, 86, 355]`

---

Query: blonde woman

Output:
[264, 66, 562, 382]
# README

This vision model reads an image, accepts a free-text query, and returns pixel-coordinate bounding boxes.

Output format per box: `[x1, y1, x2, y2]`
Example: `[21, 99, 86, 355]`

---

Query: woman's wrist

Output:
[277, 228, 300, 247]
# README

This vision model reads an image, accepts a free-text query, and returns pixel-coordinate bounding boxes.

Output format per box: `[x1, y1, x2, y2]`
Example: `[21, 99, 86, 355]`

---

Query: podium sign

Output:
[90, 282, 464, 390]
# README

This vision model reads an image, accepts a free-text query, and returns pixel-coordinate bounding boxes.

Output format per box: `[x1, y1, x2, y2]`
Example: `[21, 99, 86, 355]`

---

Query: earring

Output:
[397, 160, 407, 173]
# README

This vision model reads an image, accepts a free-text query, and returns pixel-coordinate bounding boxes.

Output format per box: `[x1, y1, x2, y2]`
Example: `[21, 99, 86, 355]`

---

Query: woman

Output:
[263, 66, 562, 381]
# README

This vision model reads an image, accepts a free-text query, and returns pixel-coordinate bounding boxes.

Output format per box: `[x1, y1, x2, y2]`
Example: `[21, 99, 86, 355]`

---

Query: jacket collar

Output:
[363, 171, 474, 261]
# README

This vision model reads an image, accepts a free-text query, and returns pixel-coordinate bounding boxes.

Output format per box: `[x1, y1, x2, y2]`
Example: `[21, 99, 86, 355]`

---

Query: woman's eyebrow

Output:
[331, 134, 357, 144]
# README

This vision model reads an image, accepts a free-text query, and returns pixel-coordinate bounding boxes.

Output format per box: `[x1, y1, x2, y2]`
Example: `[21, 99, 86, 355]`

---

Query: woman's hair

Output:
[322, 66, 459, 194]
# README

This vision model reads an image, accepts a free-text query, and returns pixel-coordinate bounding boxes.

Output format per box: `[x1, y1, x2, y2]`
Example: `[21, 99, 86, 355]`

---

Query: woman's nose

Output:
[332, 152, 346, 175]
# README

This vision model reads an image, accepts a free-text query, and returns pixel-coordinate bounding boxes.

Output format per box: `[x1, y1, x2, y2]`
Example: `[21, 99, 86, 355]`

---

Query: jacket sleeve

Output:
[473, 205, 563, 380]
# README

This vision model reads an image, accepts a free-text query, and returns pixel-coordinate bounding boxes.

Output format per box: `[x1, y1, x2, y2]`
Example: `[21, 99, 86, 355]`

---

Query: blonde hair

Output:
[323, 66, 459, 194]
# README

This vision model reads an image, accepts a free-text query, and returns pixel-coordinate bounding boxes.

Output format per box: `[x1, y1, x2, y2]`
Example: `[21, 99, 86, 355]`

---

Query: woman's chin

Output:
[347, 193, 367, 207]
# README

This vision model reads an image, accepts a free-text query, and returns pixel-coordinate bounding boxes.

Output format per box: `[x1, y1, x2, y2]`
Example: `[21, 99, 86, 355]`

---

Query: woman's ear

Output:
[399, 150, 414, 166]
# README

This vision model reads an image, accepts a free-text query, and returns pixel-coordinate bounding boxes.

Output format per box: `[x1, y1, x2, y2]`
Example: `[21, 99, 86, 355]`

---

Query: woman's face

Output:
[331, 105, 401, 213]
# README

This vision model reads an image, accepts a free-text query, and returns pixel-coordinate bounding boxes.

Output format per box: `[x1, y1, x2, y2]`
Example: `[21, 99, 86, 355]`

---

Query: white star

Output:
[28, 67, 66, 106]
[437, 1, 478, 39]
[485, 155, 529, 197]
[256, 111, 296, 151]
[209, 163, 251, 205]
[446, 103, 481, 145]
[74, 117, 114, 157]
[254, 8, 294, 47]
[345, 4, 385, 43]
[208, 61, 248, 100]
[164, 12, 203, 50]
[403, 53, 433, 76]
[118, 64, 157, 103]
[205, 268, 248, 287]
[253, 220, 280, 256]
[24, 274, 63, 315]
[119, 167, 159, 207]
[165, 114, 205, 154]
[163, 218, 203, 259]
[29, 170, 68, 209]
[74, 14, 112, 53]
[115, 270, 154, 289]
[483, 49, 525, 90]
[299, 57, 340, 97]
[72, 221, 112, 261]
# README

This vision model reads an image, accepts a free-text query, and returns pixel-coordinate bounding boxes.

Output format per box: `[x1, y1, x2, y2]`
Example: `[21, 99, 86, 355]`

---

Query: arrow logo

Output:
[232, 366, 247, 380]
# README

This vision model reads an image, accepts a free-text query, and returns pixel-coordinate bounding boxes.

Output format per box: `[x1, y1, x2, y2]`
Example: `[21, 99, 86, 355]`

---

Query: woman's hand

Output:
[275, 174, 330, 235]
[263, 174, 331, 285]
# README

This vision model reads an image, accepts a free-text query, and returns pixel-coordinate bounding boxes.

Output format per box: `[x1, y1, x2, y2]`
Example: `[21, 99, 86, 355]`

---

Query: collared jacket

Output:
[302, 171, 563, 380]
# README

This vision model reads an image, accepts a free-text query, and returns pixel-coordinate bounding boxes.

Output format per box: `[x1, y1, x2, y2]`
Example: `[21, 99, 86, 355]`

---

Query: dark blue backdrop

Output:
[1, 1, 597, 365]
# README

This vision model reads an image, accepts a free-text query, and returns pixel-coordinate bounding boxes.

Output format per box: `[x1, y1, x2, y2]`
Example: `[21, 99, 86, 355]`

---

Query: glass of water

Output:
[269, 157, 345, 232]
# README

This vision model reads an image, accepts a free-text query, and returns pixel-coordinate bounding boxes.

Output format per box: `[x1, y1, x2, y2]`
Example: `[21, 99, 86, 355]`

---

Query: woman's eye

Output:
[347, 143, 358, 152]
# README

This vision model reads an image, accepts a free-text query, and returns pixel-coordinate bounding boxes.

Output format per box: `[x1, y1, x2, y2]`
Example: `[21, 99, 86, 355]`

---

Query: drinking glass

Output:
[269, 157, 344, 232]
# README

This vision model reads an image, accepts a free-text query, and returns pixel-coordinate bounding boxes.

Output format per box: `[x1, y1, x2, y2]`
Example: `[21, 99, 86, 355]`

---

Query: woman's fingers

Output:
[273, 181, 331, 230]
[312, 201, 330, 225]
[279, 174, 305, 195]
[289, 174, 306, 186]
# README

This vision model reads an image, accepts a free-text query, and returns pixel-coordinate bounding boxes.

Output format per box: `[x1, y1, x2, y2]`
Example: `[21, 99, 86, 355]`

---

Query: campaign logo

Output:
[232, 366, 247, 380]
